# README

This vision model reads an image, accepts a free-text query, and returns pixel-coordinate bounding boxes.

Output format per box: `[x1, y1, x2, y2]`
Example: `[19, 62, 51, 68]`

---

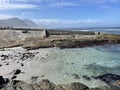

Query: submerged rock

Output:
[95, 73, 120, 84]
[31, 76, 39, 82]
[83, 75, 91, 80]
[94, 73, 120, 89]
[72, 74, 80, 79]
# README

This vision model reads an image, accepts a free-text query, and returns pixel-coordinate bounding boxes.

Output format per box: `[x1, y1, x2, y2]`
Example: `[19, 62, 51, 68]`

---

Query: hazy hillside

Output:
[23, 19, 38, 27]
[0, 17, 38, 28]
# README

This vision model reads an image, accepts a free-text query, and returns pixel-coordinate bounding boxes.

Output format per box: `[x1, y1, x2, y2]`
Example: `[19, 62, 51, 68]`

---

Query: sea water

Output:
[28, 44, 120, 87]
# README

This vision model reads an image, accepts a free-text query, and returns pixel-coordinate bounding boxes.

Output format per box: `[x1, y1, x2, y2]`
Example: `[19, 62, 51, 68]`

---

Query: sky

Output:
[0, 0, 120, 28]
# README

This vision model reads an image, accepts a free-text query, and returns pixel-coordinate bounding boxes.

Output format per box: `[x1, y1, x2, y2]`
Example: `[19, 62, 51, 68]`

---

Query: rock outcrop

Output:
[0, 76, 120, 90]
[0, 29, 120, 50]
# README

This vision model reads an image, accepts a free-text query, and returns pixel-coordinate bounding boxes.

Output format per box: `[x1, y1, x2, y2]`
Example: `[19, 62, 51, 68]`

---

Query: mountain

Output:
[0, 17, 38, 28]
[23, 19, 38, 27]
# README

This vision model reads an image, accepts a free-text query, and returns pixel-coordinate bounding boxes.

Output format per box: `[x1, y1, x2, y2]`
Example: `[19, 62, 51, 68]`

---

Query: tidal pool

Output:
[0, 44, 120, 88]
[28, 44, 120, 87]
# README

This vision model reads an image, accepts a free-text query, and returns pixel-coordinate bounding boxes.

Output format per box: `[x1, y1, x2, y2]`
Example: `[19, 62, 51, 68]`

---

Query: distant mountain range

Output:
[0, 17, 120, 30]
[0, 17, 38, 28]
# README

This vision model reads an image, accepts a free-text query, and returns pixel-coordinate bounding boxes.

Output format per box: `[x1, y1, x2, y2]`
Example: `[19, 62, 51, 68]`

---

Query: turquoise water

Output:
[29, 44, 120, 87]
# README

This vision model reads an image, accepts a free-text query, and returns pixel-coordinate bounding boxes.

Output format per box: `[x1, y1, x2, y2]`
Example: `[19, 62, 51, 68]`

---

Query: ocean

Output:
[91, 29, 120, 34]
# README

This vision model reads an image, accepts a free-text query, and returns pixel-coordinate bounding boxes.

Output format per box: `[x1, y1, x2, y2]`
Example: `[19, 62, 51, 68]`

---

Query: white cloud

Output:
[21, 12, 32, 16]
[0, 0, 38, 10]
[49, 1, 81, 7]
[0, 4, 37, 10]
[34, 19, 98, 23]
[41, 0, 120, 7]
[0, 0, 119, 9]
[33, 18, 99, 28]
[33, 18, 120, 28]
[79, 0, 119, 4]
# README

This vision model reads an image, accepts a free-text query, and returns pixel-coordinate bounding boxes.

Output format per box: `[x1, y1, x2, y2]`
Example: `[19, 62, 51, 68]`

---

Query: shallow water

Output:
[28, 44, 120, 87]
[0, 44, 120, 88]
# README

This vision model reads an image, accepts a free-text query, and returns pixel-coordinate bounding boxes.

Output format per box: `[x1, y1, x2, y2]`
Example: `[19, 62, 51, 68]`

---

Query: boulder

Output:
[38, 79, 55, 90]
[62, 82, 89, 90]
[54, 85, 65, 90]
[87, 86, 111, 90]
[12, 80, 34, 90]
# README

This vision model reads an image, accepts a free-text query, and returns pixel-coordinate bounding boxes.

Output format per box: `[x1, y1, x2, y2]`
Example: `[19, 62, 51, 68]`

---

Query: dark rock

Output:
[0, 64, 2, 67]
[0, 76, 9, 89]
[95, 73, 120, 84]
[41, 75, 45, 77]
[91, 76, 97, 79]
[1, 55, 9, 60]
[6, 63, 9, 65]
[17, 62, 19, 63]
[39, 79, 55, 90]
[94, 73, 120, 89]
[0, 78, 119, 90]
[0, 76, 6, 87]
[20, 52, 35, 60]
[71, 63, 74, 65]
[72, 74, 80, 79]
[20, 63, 24, 66]
[14, 69, 21, 75]
[65, 73, 68, 75]
[22, 30, 28, 33]
[83, 75, 91, 80]
[11, 76, 17, 80]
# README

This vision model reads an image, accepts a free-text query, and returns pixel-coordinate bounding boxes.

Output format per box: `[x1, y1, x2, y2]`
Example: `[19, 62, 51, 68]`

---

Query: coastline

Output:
[0, 29, 120, 90]
[0, 29, 120, 50]
[0, 46, 120, 90]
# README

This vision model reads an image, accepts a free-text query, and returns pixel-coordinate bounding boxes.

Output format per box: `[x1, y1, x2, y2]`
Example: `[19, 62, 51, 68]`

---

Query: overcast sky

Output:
[0, 0, 120, 28]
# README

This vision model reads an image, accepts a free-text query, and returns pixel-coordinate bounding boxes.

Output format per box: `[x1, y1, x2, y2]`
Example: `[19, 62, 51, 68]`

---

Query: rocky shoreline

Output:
[0, 74, 120, 90]
[0, 29, 120, 90]
[0, 29, 120, 50]
[0, 46, 120, 90]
